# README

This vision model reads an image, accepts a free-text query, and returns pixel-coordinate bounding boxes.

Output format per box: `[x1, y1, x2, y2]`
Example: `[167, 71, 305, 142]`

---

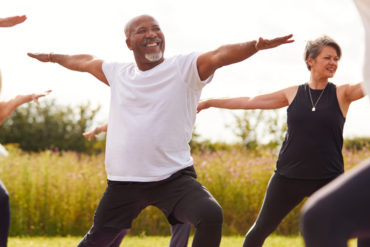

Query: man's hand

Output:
[255, 34, 294, 51]
[0, 15, 27, 27]
[27, 53, 52, 63]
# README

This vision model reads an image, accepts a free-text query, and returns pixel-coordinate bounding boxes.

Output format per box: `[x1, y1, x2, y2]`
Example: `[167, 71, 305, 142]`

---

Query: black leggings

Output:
[0, 180, 10, 247]
[301, 159, 370, 247]
[243, 172, 333, 247]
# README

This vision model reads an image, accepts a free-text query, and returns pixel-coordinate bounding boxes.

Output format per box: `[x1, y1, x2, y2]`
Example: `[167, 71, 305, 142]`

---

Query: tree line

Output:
[1, 99, 369, 153]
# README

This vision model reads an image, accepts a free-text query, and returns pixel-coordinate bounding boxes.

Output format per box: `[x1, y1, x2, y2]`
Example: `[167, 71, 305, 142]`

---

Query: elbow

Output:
[212, 48, 227, 68]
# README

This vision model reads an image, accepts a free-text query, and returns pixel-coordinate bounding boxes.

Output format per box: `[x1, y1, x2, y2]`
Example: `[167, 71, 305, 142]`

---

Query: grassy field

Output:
[1, 145, 370, 237]
[8, 235, 357, 247]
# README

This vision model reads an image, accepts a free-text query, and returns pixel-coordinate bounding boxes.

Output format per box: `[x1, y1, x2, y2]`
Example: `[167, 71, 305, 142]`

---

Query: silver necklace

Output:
[307, 83, 327, 111]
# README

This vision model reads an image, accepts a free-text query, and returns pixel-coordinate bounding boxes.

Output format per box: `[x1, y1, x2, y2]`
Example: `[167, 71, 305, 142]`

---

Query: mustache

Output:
[141, 37, 162, 46]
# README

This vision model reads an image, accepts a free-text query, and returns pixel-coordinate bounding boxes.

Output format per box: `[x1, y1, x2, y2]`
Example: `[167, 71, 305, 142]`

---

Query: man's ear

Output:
[126, 38, 133, 50]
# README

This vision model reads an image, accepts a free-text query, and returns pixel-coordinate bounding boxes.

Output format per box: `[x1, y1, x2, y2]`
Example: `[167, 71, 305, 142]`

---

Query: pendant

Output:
[312, 107, 316, 111]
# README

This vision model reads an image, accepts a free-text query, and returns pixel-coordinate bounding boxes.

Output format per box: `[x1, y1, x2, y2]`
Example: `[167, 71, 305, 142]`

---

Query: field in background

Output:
[1, 144, 369, 237]
[8, 236, 357, 247]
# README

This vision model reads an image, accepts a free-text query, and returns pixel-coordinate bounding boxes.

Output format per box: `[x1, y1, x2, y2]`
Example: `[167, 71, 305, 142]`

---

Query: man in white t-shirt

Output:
[83, 122, 191, 247]
[28, 15, 293, 247]
[300, 1, 370, 246]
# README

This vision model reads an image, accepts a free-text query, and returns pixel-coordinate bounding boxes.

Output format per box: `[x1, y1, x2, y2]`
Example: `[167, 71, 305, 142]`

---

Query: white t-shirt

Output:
[354, 0, 370, 97]
[102, 52, 212, 182]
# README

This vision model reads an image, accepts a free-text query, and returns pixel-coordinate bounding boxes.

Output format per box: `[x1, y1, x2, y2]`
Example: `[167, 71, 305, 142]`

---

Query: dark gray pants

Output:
[301, 159, 370, 247]
[109, 223, 191, 247]
[77, 166, 223, 247]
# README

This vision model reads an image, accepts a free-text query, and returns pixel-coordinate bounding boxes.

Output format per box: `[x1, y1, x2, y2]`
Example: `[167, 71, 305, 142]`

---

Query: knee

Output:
[300, 199, 330, 238]
[196, 200, 223, 227]
[300, 205, 320, 236]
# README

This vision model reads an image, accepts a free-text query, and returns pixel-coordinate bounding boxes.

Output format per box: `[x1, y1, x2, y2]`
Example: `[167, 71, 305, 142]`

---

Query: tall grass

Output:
[1, 145, 106, 236]
[7, 236, 357, 247]
[1, 144, 369, 236]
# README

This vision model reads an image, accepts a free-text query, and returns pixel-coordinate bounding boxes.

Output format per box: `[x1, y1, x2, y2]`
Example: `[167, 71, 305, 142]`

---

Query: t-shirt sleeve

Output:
[176, 52, 214, 90]
[102, 61, 119, 87]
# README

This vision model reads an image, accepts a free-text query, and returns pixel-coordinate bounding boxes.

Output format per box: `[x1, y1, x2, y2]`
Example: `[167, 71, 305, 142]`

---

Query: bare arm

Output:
[197, 86, 298, 113]
[343, 82, 366, 102]
[196, 34, 294, 80]
[0, 90, 51, 125]
[337, 82, 366, 117]
[83, 122, 108, 141]
[27, 53, 108, 85]
[0, 15, 26, 27]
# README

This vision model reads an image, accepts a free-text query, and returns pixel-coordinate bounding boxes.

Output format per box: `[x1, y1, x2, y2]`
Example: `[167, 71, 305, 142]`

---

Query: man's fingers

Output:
[27, 52, 41, 59]
[27, 53, 50, 62]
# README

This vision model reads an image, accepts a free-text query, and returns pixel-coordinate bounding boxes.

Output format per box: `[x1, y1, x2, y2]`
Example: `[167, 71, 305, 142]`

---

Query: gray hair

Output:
[304, 35, 342, 71]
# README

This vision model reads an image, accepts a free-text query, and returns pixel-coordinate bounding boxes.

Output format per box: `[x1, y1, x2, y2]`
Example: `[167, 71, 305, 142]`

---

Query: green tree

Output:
[232, 109, 287, 149]
[0, 99, 102, 153]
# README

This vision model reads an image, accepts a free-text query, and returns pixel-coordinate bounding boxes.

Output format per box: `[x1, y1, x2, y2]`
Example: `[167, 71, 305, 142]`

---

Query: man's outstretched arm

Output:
[27, 53, 108, 85]
[197, 34, 294, 80]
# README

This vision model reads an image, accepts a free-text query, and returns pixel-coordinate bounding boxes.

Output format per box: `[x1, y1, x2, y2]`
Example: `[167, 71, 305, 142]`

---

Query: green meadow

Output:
[7, 236, 357, 247]
[1, 144, 369, 244]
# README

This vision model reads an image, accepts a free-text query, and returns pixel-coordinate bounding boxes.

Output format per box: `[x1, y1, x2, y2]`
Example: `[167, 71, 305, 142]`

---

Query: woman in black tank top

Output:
[300, 1, 370, 246]
[197, 35, 366, 246]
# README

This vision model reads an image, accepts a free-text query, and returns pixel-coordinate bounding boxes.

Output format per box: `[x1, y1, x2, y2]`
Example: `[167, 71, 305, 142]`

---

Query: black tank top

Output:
[276, 83, 345, 179]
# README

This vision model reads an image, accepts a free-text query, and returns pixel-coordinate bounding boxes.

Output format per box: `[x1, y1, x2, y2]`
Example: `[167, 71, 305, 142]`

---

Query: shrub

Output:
[0, 99, 105, 154]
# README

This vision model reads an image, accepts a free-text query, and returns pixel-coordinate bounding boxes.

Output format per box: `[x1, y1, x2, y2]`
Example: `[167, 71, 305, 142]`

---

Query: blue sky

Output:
[1, 0, 369, 142]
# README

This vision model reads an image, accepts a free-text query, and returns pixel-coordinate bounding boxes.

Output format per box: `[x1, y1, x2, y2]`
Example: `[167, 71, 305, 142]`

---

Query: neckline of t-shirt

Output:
[134, 58, 167, 74]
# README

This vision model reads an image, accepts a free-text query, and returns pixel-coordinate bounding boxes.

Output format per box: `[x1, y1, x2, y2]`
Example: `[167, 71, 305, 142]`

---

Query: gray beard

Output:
[145, 52, 163, 62]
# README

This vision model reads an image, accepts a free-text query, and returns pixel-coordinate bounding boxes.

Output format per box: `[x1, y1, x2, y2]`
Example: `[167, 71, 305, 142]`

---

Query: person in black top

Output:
[197, 35, 365, 247]
[300, 1, 370, 246]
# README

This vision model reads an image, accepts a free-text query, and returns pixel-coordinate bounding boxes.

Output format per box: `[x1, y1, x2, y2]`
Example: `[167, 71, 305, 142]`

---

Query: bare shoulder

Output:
[336, 82, 350, 91]
[283, 85, 299, 104]
[336, 82, 362, 91]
